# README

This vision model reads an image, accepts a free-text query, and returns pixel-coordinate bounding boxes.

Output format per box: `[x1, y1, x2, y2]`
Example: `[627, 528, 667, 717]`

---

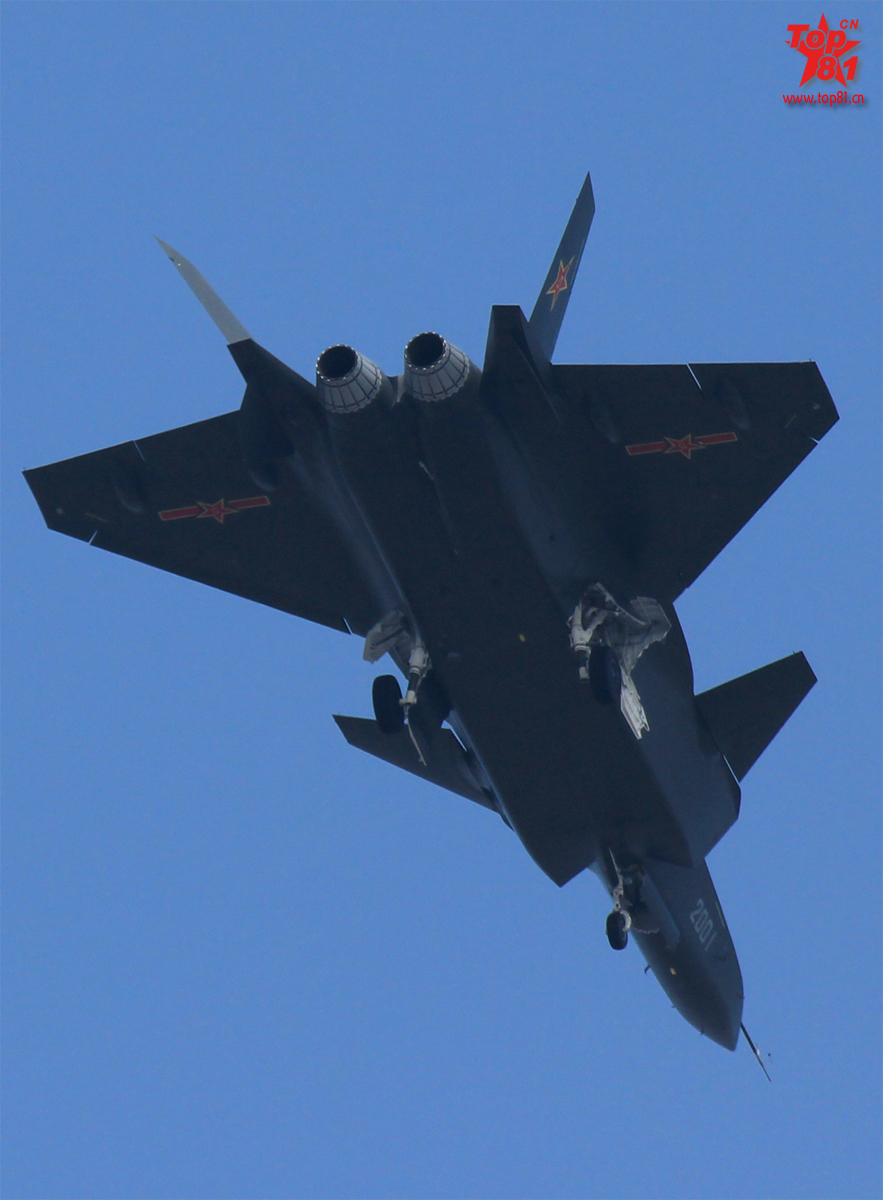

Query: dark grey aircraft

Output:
[25, 174, 837, 1054]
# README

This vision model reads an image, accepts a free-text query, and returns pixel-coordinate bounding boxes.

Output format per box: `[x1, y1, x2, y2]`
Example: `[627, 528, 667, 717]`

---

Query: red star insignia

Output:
[546, 258, 574, 309]
[159, 495, 271, 523]
[197, 499, 236, 523]
[625, 431, 737, 458]
[664, 434, 705, 459]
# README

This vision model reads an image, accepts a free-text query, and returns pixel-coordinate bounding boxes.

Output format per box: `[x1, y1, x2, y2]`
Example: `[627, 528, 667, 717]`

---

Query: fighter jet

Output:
[24, 174, 838, 1053]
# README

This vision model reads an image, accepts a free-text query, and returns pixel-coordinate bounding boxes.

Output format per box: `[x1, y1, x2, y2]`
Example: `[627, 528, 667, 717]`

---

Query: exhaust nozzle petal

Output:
[316, 345, 388, 414]
[404, 334, 477, 403]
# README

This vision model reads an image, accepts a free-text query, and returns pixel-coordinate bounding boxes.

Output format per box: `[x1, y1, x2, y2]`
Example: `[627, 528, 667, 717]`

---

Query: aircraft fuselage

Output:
[321, 318, 744, 1048]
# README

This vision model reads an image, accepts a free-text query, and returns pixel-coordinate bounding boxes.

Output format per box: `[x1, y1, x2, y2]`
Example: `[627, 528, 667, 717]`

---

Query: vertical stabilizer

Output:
[527, 172, 595, 361]
[155, 238, 251, 345]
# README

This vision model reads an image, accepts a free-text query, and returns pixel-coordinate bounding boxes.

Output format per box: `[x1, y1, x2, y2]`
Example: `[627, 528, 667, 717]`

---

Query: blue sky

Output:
[2, 4, 880, 1198]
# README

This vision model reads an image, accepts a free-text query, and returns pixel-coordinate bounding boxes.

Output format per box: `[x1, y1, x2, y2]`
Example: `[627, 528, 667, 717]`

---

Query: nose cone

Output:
[633, 927, 743, 1050]
[688, 979, 742, 1051]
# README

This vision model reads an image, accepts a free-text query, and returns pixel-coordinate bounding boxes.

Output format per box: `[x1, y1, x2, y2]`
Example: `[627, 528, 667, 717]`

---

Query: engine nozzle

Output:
[316, 345, 391, 414]
[403, 333, 478, 403]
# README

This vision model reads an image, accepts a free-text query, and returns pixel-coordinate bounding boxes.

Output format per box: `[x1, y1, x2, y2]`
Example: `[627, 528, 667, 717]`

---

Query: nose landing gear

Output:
[604, 853, 642, 951]
[606, 909, 631, 951]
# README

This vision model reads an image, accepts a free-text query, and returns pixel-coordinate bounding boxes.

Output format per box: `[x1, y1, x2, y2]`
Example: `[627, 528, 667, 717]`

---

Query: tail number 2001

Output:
[689, 898, 718, 952]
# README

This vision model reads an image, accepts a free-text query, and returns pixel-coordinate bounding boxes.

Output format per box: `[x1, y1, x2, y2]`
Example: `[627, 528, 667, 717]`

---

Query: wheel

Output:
[373, 674, 405, 735]
[606, 910, 629, 951]
[589, 644, 621, 705]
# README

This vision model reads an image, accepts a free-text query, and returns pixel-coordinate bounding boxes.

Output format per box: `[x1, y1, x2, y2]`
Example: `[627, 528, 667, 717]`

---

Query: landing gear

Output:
[568, 593, 622, 705]
[400, 638, 430, 714]
[372, 674, 405, 735]
[606, 909, 630, 951]
[603, 850, 640, 950]
[372, 636, 436, 765]
[589, 643, 621, 705]
[569, 587, 671, 738]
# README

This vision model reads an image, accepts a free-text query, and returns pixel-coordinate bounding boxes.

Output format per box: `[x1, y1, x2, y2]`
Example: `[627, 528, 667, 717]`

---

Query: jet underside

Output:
[24, 174, 837, 1052]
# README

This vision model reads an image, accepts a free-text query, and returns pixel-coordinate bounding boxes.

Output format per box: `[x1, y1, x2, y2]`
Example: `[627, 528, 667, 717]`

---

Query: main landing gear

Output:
[372, 674, 405, 735]
[400, 638, 430, 714]
[589, 643, 621, 706]
[568, 593, 623, 705]
[372, 638, 431, 736]
[569, 586, 672, 739]
[372, 638, 452, 769]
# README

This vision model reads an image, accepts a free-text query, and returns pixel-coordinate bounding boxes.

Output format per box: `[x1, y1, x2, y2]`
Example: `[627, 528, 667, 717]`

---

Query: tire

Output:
[589, 644, 621, 705]
[606, 910, 629, 951]
[373, 674, 405, 735]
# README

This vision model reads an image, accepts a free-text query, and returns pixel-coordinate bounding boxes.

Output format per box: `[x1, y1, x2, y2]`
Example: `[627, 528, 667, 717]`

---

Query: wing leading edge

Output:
[24, 412, 381, 635]
[553, 359, 838, 600]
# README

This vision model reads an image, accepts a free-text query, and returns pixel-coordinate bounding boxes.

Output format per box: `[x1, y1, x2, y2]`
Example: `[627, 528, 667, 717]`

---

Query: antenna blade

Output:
[155, 238, 251, 345]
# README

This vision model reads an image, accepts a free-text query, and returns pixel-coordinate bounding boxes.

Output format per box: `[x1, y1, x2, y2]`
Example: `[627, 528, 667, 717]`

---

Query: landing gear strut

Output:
[400, 638, 430, 715]
[372, 636, 432, 735]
